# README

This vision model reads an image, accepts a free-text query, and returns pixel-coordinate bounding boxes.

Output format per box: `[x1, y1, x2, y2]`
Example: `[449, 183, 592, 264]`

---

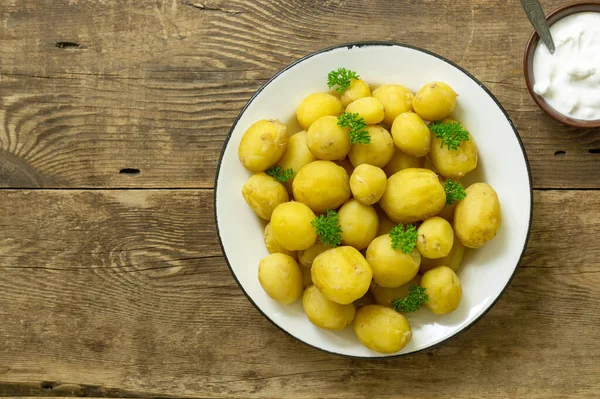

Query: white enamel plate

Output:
[215, 43, 532, 358]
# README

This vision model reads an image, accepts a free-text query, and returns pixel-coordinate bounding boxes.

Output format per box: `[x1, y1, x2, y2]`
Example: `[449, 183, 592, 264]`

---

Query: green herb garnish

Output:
[429, 120, 470, 151]
[389, 224, 418, 254]
[444, 179, 466, 205]
[337, 112, 370, 145]
[265, 166, 294, 183]
[311, 210, 342, 247]
[327, 67, 360, 93]
[392, 285, 429, 313]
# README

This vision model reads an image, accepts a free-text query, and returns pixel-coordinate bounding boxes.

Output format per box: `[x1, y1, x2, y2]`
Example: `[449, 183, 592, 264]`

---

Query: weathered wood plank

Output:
[0, 189, 598, 398]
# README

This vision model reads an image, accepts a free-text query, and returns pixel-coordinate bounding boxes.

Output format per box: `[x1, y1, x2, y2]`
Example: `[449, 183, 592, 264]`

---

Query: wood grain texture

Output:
[1, 189, 599, 399]
[0, 0, 599, 188]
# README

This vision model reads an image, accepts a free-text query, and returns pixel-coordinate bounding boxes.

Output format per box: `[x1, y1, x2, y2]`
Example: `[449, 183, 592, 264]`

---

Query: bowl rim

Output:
[214, 41, 534, 358]
[523, 1, 600, 128]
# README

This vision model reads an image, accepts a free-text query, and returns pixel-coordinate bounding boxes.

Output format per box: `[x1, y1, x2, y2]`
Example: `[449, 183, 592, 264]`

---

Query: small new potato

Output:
[312, 246, 373, 304]
[307, 115, 351, 161]
[391, 112, 431, 157]
[420, 237, 465, 274]
[353, 305, 412, 354]
[372, 84, 415, 126]
[345, 97, 385, 125]
[298, 242, 330, 267]
[303, 285, 356, 330]
[264, 222, 296, 258]
[366, 234, 420, 288]
[258, 253, 303, 305]
[293, 161, 351, 214]
[454, 183, 502, 248]
[278, 130, 316, 187]
[421, 266, 462, 315]
[348, 125, 395, 168]
[429, 121, 478, 179]
[271, 202, 317, 251]
[413, 82, 457, 121]
[383, 149, 425, 177]
[417, 217, 454, 259]
[338, 199, 378, 250]
[297, 92, 343, 130]
[341, 79, 371, 107]
[380, 168, 446, 223]
[371, 276, 421, 308]
[242, 173, 289, 220]
[239, 119, 289, 172]
[350, 164, 387, 205]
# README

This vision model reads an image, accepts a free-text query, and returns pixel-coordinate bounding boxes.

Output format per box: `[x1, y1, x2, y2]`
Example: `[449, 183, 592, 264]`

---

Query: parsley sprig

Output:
[265, 166, 294, 183]
[337, 112, 371, 145]
[389, 224, 418, 254]
[444, 179, 466, 205]
[392, 285, 429, 313]
[327, 67, 360, 93]
[429, 120, 470, 151]
[311, 210, 342, 247]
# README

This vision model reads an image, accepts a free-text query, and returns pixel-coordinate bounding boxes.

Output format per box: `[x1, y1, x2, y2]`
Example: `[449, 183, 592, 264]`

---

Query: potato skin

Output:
[366, 234, 420, 288]
[338, 199, 379, 250]
[370, 276, 421, 308]
[345, 97, 385, 125]
[454, 183, 502, 248]
[353, 305, 412, 353]
[417, 217, 454, 259]
[271, 202, 317, 251]
[278, 130, 316, 188]
[380, 168, 446, 223]
[413, 82, 457, 121]
[293, 161, 351, 214]
[372, 84, 415, 126]
[302, 285, 356, 330]
[242, 173, 289, 220]
[258, 253, 303, 305]
[429, 124, 478, 179]
[341, 79, 371, 107]
[298, 242, 330, 267]
[239, 119, 289, 173]
[421, 266, 462, 315]
[348, 125, 395, 168]
[391, 112, 431, 157]
[420, 236, 465, 274]
[297, 92, 343, 130]
[350, 164, 387, 206]
[312, 246, 373, 304]
[306, 116, 351, 161]
[264, 222, 296, 258]
[383, 149, 425, 177]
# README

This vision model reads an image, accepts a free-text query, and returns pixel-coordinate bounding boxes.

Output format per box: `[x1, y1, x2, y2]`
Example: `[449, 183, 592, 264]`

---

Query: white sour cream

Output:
[532, 12, 600, 120]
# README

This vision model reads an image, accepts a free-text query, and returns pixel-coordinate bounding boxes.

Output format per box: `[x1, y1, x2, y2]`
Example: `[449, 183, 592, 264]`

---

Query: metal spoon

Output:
[521, 0, 555, 53]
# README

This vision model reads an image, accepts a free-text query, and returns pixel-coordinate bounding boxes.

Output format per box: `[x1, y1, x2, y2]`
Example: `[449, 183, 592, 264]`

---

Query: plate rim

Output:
[213, 41, 534, 359]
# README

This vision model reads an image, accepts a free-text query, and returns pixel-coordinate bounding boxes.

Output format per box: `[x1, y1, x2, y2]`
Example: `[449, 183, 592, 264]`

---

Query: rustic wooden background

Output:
[0, 0, 599, 398]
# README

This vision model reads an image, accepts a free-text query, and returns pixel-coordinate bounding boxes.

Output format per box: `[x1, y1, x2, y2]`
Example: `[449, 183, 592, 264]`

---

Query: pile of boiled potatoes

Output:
[238, 73, 502, 354]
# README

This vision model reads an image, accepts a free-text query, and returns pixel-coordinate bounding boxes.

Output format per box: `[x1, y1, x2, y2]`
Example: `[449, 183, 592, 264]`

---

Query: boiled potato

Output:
[306, 115, 351, 160]
[264, 223, 296, 258]
[383, 149, 425, 177]
[258, 253, 303, 304]
[391, 112, 431, 157]
[380, 168, 446, 223]
[271, 202, 317, 251]
[297, 92, 343, 130]
[293, 161, 351, 214]
[376, 206, 396, 236]
[239, 119, 288, 172]
[349, 164, 387, 205]
[354, 291, 376, 308]
[242, 173, 289, 220]
[429, 120, 478, 179]
[420, 237, 465, 274]
[341, 79, 371, 107]
[372, 84, 415, 126]
[348, 125, 395, 168]
[345, 97, 385, 125]
[303, 285, 356, 330]
[366, 234, 420, 288]
[338, 199, 378, 250]
[298, 242, 330, 267]
[312, 246, 373, 304]
[335, 157, 354, 176]
[413, 82, 457, 121]
[417, 217, 454, 259]
[421, 266, 462, 315]
[371, 276, 421, 308]
[454, 183, 501, 248]
[277, 130, 316, 188]
[353, 305, 412, 353]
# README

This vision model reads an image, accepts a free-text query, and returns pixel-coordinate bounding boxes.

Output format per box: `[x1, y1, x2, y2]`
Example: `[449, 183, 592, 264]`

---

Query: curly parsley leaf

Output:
[327, 67, 360, 93]
[311, 210, 342, 247]
[389, 224, 418, 254]
[429, 120, 470, 151]
[444, 179, 466, 205]
[337, 112, 371, 145]
[392, 285, 429, 313]
[265, 166, 294, 183]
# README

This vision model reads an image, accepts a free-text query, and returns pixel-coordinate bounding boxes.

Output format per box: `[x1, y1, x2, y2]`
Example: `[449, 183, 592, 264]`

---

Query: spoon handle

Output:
[521, 0, 555, 53]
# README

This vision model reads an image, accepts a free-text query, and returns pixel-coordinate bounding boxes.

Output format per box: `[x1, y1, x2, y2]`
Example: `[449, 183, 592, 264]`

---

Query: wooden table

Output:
[1, 1, 599, 398]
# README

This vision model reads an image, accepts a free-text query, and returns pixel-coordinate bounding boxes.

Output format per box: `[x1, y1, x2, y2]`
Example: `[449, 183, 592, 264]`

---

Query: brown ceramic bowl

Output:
[523, 1, 600, 128]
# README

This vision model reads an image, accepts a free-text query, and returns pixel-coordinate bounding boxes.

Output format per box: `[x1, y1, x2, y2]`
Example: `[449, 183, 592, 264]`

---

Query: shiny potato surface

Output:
[353, 305, 412, 353]
[239, 119, 289, 173]
[258, 253, 303, 304]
